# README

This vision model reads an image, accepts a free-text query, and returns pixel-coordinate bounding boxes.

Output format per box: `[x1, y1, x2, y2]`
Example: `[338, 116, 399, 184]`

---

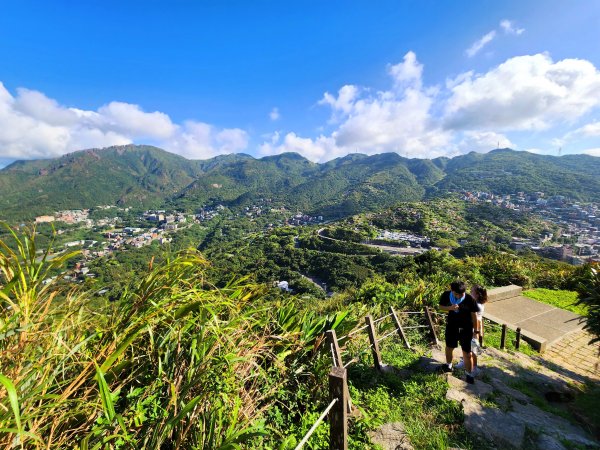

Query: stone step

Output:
[487, 284, 522, 302]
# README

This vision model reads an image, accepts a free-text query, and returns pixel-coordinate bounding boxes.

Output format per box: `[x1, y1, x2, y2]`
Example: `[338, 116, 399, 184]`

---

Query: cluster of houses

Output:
[35, 209, 92, 225]
[286, 213, 324, 226]
[463, 191, 600, 265]
[370, 229, 431, 248]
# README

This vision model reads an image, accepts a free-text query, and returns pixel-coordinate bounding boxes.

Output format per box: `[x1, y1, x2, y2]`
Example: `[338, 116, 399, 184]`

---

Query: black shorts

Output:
[445, 325, 473, 353]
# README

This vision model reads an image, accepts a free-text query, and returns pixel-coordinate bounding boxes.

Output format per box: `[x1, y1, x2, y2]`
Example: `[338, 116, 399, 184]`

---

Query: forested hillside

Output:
[1, 145, 599, 222]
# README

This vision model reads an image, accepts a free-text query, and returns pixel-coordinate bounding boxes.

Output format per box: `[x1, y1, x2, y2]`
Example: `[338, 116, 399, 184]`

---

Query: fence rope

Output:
[338, 324, 369, 342]
[397, 311, 423, 314]
[402, 325, 429, 329]
[378, 329, 398, 342]
[373, 312, 393, 324]
[294, 398, 339, 450]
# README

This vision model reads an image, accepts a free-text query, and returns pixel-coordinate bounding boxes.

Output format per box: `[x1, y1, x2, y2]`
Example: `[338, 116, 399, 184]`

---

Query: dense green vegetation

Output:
[2, 145, 599, 222]
[522, 288, 587, 316]
[1, 220, 598, 448]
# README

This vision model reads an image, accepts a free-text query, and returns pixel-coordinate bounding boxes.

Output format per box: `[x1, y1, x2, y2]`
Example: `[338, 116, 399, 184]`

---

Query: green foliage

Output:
[576, 265, 600, 343]
[522, 288, 586, 315]
[0, 229, 349, 448]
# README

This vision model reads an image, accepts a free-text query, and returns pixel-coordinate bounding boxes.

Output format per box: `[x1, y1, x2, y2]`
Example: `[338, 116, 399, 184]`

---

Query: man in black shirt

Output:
[438, 280, 480, 384]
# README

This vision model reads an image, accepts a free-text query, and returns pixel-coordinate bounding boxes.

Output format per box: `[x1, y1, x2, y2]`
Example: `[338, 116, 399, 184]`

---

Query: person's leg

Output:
[445, 346, 454, 365]
[445, 324, 459, 367]
[462, 350, 473, 373]
[478, 319, 484, 347]
[459, 327, 475, 382]
[472, 352, 478, 370]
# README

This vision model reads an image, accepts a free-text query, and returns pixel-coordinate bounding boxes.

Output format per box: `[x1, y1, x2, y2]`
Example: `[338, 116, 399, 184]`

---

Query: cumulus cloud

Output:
[456, 131, 514, 153]
[269, 107, 280, 121]
[0, 82, 248, 160]
[444, 54, 600, 130]
[262, 52, 453, 161]
[466, 31, 497, 58]
[261, 51, 600, 161]
[583, 148, 600, 157]
[571, 121, 600, 137]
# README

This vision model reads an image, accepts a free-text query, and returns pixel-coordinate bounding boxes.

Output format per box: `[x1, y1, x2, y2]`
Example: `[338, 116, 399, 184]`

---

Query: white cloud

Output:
[466, 20, 524, 58]
[159, 121, 249, 160]
[582, 148, 600, 157]
[500, 20, 525, 35]
[269, 107, 280, 121]
[466, 31, 497, 58]
[388, 51, 423, 89]
[571, 121, 600, 137]
[0, 82, 249, 160]
[95, 102, 177, 139]
[261, 52, 453, 161]
[456, 131, 514, 153]
[318, 85, 360, 122]
[444, 53, 600, 131]
[259, 132, 343, 162]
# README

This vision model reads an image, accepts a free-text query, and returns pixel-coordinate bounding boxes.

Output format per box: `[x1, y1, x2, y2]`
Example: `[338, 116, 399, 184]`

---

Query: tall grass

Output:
[0, 226, 345, 448]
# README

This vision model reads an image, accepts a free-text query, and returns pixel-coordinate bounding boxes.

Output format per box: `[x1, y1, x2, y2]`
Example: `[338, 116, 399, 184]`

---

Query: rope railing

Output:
[373, 312, 393, 324]
[337, 324, 369, 342]
[402, 325, 429, 329]
[378, 329, 398, 342]
[294, 398, 339, 450]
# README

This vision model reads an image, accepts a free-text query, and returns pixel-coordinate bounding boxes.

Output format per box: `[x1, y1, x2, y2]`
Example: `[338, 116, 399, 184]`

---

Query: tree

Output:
[577, 264, 600, 344]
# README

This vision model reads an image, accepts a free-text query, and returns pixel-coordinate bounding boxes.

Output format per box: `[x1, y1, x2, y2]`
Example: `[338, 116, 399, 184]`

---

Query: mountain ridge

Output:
[1, 145, 598, 221]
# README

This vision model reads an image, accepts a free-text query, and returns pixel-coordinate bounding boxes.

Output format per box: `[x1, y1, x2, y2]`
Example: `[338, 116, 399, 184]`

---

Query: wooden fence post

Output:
[325, 330, 352, 413]
[424, 307, 439, 346]
[500, 324, 507, 350]
[390, 306, 411, 350]
[329, 366, 348, 450]
[515, 327, 521, 350]
[365, 315, 383, 371]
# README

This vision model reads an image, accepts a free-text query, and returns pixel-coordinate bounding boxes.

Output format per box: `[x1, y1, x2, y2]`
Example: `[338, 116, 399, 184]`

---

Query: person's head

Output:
[471, 285, 488, 304]
[450, 280, 466, 297]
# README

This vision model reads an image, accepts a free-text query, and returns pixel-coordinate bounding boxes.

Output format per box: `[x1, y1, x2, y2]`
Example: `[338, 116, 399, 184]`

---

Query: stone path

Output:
[440, 346, 598, 448]
[541, 330, 600, 381]
[370, 345, 599, 449]
[484, 285, 586, 352]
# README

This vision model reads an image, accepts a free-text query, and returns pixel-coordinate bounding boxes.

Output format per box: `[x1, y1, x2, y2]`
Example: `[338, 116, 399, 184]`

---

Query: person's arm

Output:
[440, 304, 459, 312]
[471, 312, 479, 334]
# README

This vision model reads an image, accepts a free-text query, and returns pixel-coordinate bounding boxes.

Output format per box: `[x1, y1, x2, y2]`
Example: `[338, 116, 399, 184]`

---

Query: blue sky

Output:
[1, 0, 599, 164]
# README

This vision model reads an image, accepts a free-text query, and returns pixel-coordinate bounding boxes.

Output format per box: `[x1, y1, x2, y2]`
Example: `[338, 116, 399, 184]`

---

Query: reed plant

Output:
[0, 226, 345, 449]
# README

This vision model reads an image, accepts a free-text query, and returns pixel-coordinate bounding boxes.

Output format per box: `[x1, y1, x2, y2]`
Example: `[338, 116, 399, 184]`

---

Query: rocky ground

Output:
[370, 343, 600, 449]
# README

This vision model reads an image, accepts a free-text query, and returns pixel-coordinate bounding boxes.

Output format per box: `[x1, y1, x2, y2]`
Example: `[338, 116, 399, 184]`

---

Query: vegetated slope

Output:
[0, 145, 202, 219]
[174, 152, 434, 216]
[434, 148, 600, 201]
[2, 145, 599, 221]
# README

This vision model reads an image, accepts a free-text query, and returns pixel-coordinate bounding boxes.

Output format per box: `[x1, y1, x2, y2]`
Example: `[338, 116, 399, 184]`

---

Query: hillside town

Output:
[463, 191, 600, 264]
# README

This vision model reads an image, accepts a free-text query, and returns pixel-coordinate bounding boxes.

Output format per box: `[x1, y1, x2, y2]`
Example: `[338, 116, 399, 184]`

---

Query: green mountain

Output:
[433, 148, 600, 200]
[1, 145, 598, 221]
[0, 145, 202, 218]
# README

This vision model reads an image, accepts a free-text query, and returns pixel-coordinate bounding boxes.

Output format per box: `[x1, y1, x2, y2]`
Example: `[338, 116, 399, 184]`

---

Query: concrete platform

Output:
[484, 287, 586, 353]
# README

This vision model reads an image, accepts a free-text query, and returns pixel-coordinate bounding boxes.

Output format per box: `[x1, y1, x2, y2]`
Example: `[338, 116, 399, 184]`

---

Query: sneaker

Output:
[466, 374, 475, 384]
[438, 364, 452, 373]
[472, 367, 481, 377]
[455, 359, 465, 369]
